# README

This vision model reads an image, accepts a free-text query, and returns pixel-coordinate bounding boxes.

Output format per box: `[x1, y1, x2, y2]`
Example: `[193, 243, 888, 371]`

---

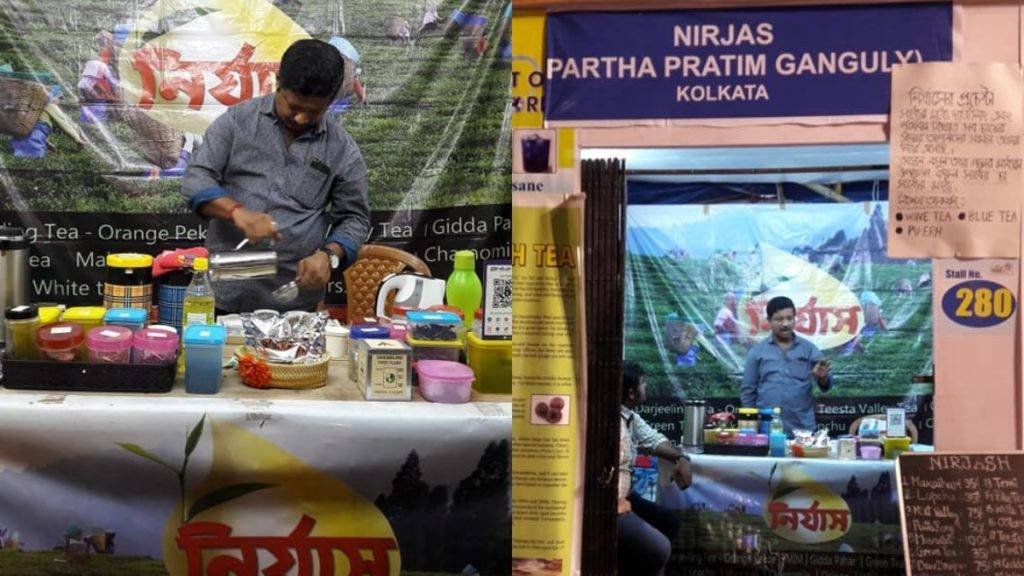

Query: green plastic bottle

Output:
[446, 250, 482, 328]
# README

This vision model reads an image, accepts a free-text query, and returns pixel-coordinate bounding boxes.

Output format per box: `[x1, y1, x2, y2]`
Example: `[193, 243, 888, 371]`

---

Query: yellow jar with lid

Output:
[105, 253, 154, 311]
[5, 304, 40, 360]
[737, 408, 760, 431]
[63, 306, 107, 334]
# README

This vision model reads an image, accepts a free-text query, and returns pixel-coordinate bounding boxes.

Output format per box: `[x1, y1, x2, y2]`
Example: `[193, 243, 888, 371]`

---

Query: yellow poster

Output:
[511, 12, 546, 129]
[512, 192, 585, 576]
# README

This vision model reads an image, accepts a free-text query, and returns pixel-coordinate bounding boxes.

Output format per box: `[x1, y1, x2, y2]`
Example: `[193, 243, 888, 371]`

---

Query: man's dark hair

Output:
[278, 39, 344, 98]
[622, 360, 644, 402]
[766, 296, 795, 319]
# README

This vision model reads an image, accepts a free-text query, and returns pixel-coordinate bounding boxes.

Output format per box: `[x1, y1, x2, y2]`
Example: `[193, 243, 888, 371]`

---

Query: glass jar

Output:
[5, 304, 40, 360]
[736, 408, 759, 431]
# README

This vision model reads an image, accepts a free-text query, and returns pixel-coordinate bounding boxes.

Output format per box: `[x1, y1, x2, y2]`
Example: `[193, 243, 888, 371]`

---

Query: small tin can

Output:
[838, 435, 857, 460]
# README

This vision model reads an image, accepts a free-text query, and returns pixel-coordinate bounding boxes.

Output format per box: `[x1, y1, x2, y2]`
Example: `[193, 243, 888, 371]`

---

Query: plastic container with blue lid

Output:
[406, 311, 461, 342]
[104, 307, 149, 332]
[349, 324, 392, 382]
[350, 324, 390, 340]
[183, 324, 226, 394]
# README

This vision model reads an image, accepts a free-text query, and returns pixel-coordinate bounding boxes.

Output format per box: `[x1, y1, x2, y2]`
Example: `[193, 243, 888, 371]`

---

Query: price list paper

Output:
[888, 62, 1023, 258]
[897, 453, 1024, 575]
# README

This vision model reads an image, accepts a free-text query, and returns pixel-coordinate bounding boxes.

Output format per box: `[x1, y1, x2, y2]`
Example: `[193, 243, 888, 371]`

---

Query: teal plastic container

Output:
[104, 307, 149, 332]
[183, 325, 226, 394]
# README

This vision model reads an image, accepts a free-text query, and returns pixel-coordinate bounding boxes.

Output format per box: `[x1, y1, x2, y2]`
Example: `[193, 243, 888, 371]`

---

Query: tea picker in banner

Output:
[619, 361, 692, 576]
[180, 39, 370, 313]
[741, 296, 833, 435]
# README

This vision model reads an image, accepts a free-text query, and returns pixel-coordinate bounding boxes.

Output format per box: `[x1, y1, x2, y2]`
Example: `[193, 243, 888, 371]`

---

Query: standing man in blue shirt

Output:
[741, 296, 833, 435]
[181, 39, 370, 313]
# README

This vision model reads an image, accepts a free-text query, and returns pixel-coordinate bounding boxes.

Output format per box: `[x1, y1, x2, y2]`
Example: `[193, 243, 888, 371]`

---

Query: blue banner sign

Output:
[545, 3, 952, 121]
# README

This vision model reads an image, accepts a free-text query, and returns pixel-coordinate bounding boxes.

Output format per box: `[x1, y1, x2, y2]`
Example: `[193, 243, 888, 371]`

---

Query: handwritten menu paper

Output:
[897, 453, 1024, 575]
[888, 63, 1023, 258]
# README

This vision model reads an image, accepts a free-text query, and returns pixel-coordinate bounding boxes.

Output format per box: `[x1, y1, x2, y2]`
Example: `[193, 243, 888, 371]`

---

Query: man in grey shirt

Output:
[180, 39, 370, 312]
[741, 296, 833, 435]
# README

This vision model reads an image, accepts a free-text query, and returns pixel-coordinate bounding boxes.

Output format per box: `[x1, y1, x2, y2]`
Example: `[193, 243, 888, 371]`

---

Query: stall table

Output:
[652, 453, 907, 576]
[0, 356, 511, 573]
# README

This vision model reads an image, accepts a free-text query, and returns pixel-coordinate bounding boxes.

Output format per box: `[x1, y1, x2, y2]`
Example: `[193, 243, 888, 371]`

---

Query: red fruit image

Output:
[547, 409, 562, 424]
[534, 402, 550, 419]
[550, 397, 565, 411]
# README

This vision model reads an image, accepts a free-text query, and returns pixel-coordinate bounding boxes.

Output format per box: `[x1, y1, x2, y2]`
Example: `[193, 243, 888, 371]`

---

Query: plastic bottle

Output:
[445, 250, 482, 328]
[769, 407, 786, 457]
[182, 258, 216, 327]
[771, 407, 784, 434]
[180, 258, 215, 374]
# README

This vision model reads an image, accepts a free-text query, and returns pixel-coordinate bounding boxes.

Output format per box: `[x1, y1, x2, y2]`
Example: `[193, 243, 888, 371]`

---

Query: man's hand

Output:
[296, 251, 332, 291]
[617, 498, 632, 515]
[232, 207, 281, 243]
[812, 359, 832, 382]
[672, 457, 693, 490]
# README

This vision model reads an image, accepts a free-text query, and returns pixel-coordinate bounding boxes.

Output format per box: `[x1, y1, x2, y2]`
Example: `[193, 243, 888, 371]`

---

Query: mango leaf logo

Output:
[119, 415, 274, 525]
[759, 462, 852, 544]
[162, 419, 399, 575]
[117, 0, 310, 133]
[742, 244, 863, 350]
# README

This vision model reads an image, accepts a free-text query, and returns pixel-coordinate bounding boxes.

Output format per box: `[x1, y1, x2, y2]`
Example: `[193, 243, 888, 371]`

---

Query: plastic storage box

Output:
[183, 325, 226, 394]
[86, 326, 133, 363]
[466, 332, 511, 394]
[63, 306, 107, 334]
[406, 311, 461, 342]
[133, 326, 179, 364]
[416, 360, 474, 403]
[406, 334, 462, 365]
[104, 307, 148, 332]
[37, 322, 85, 362]
[37, 305, 62, 326]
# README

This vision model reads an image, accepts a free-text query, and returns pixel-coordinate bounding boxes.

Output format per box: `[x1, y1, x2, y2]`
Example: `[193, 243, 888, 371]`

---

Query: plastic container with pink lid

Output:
[86, 325, 133, 364]
[415, 360, 475, 404]
[133, 326, 180, 364]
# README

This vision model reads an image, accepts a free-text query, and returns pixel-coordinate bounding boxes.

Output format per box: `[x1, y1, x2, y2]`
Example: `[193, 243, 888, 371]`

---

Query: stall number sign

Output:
[940, 279, 1016, 328]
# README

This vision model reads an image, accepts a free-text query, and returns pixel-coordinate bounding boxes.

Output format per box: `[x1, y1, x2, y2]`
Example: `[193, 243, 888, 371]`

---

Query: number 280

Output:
[955, 287, 1014, 318]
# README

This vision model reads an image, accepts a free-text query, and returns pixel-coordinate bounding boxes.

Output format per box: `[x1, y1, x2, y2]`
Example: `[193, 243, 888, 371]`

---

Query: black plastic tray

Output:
[701, 443, 770, 457]
[1, 358, 175, 393]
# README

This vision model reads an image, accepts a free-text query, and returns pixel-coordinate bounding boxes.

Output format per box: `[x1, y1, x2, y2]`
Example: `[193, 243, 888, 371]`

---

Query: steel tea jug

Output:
[0, 227, 30, 350]
[682, 399, 707, 453]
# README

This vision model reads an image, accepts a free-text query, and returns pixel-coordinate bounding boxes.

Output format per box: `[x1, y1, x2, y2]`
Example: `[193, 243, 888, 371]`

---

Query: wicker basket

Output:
[0, 77, 49, 137]
[235, 346, 330, 390]
[124, 107, 182, 169]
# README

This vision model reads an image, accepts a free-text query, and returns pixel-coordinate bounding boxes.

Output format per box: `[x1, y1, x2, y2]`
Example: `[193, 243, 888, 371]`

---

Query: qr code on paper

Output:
[490, 278, 512, 309]
[483, 262, 512, 339]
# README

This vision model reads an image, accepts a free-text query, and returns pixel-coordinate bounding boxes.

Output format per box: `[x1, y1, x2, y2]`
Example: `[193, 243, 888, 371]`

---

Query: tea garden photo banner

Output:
[0, 0, 512, 307]
[624, 200, 935, 444]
